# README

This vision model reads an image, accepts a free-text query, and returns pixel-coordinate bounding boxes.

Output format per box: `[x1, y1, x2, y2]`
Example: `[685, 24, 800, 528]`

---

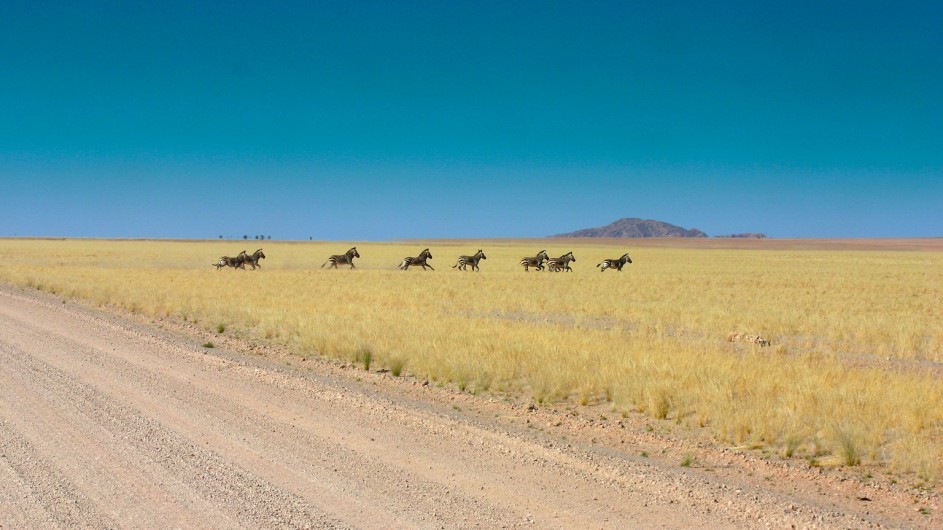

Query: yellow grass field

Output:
[2, 238, 942, 480]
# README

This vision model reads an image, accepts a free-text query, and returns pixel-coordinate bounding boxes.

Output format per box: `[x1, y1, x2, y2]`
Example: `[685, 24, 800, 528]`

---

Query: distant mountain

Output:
[552, 218, 708, 238]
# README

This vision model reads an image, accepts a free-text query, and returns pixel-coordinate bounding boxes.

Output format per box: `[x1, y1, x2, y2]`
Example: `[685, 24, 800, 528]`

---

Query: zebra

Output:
[546, 251, 576, 272]
[243, 248, 266, 270]
[400, 248, 434, 270]
[597, 253, 632, 272]
[322, 247, 360, 269]
[214, 250, 247, 271]
[452, 249, 487, 271]
[519, 250, 549, 271]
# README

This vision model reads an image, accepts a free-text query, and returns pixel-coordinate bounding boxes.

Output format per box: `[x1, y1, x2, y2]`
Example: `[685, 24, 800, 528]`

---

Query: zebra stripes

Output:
[214, 250, 247, 271]
[243, 248, 266, 270]
[546, 251, 576, 272]
[452, 249, 487, 271]
[520, 250, 549, 271]
[400, 248, 434, 270]
[322, 247, 360, 269]
[597, 253, 632, 272]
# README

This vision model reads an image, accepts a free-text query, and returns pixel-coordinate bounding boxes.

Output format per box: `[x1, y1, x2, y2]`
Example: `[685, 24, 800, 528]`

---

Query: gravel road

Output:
[0, 285, 936, 529]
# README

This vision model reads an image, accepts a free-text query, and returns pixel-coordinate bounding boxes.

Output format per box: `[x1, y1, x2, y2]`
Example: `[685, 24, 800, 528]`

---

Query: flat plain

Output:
[1, 237, 942, 527]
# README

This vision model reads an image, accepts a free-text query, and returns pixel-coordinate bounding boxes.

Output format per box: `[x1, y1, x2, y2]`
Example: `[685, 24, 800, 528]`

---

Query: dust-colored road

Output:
[0, 285, 936, 529]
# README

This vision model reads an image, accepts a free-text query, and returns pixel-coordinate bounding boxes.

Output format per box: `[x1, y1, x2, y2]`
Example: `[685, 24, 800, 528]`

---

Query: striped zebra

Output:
[214, 250, 247, 271]
[452, 249, 486, 271]
[322, 247, 360, 269]
[547, 251, 576, 272]
[520, 250, 549, 271]
[597, 253, 632, 272]
[399, 248, 434, 270]
[243, 248, 266, 270]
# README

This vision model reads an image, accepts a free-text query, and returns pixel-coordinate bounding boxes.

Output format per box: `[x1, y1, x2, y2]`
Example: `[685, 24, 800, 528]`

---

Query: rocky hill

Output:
[552, 218, 708, 238]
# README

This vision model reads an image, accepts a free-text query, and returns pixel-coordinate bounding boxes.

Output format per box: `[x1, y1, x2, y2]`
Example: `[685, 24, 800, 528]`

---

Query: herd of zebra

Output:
[214, 247, 633, 272]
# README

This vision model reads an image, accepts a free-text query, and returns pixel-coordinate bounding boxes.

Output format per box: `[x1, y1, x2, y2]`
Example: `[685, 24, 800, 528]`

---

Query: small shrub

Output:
[681, 452, 695, 467]
[216, 323, 226, 333]
[202, 342, 214, 348]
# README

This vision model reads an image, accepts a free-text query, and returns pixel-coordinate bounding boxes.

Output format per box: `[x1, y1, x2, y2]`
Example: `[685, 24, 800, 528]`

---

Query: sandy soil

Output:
[1, 284, 939, 529]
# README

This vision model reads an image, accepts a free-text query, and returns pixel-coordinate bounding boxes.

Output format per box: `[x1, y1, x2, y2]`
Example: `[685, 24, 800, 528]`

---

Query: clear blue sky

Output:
[2, 1, 940, 239]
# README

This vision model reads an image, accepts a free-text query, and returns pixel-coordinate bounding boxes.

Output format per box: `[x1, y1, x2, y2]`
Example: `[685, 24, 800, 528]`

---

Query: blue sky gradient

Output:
[2, 1, 941, 239]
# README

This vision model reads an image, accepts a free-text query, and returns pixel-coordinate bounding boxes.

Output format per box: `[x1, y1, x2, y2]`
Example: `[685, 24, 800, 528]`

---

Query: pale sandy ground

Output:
[1, 283, 939, 529]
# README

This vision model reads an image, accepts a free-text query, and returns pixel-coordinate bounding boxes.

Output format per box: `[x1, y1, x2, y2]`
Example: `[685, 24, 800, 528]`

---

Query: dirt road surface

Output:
[1, 285, 938, 529]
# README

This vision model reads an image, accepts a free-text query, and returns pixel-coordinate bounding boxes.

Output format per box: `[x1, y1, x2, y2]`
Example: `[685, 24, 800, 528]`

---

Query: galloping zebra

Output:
[399, 248, 434, 270]
[243, 248, 266, 270]
[322, 247, 360, 269]
[452, 249, 487, 271]
[214, 250, 247, 271]
[546, 251, 576, 272]
[597, 253, 632, 272]
[520, 250, 549, 271]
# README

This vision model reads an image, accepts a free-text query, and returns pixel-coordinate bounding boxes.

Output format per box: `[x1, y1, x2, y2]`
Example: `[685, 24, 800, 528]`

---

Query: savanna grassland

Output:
[2, 238, 941, 481]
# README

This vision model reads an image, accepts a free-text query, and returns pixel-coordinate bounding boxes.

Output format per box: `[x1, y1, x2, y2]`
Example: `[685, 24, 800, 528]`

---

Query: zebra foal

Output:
[452, 249, 487, 271]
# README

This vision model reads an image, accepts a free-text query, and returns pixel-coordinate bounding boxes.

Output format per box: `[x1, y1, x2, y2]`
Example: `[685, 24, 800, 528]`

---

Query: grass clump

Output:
[355, 348, 373, 371]
[389, 357, 405, 377]
[202, 341, 214, 348]
[833, 425, 863, 466]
